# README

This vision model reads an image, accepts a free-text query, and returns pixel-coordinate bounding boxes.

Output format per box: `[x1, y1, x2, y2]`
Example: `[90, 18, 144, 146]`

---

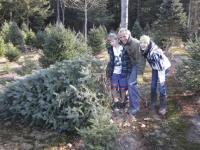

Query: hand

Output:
[137, 75, 144, 84]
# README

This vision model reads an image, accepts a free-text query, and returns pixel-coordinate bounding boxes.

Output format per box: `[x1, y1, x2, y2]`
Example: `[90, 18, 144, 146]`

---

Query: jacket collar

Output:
[125, 36, 132, 46]
[142, 41, 152, 56]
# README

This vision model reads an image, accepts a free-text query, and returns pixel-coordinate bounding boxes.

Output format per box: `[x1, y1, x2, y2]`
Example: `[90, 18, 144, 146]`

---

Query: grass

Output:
[167, 118, 200, 150]
[169, 47, 190, 59]
[1, 64, 11, 74]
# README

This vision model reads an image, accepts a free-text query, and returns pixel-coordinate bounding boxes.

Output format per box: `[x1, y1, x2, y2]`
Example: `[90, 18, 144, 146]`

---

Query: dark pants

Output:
[150, 69, 169, 110]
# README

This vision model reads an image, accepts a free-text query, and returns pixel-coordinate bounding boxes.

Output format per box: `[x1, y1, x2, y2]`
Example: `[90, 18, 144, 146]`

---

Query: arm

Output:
[135, 42, 146, 75]
[151, 49, 164, 71]
[107, 47, 114, 79]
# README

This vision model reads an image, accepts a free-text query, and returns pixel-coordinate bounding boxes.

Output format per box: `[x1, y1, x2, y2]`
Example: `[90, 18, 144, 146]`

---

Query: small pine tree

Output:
[35, 30, 46, 49]
[0, 36, 5, 56]
[4, 43, 21, 62]
[131, 20, 143, 39]
[1, 21, 10, 42]
[144, 23, 151, 35]
[40, 24, 87, 67]
[1, 56, 108, 131]
[156, 0, 187, 38]
[1, 21, 24, 46]
[176, 36, 200, 91]
[21, 23, 36, 46]
[88, 26, 107, 54]
[78, 106, 118, 150]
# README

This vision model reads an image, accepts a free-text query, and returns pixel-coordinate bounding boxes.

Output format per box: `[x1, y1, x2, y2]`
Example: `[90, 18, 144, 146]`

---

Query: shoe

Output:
[149, 110, 160, 120]
[159, 108, 167, 116]
[128, 108, 139, 115]
[122, 101, 128, 108]
[113, 98, 119, 103]
[112, 102, 123, 109]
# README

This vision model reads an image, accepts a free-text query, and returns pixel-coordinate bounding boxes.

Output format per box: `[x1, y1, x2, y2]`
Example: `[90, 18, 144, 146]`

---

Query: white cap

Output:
[140, 35, 150, 45]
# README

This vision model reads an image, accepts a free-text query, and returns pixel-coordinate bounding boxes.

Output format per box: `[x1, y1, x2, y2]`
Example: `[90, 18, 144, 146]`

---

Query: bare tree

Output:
[120, 0, 129, 28]
[56, 0, 61, 25]
[64, 0, 106, 43]
[137, 0, 140, 21]
[56, 0, 65, 25]
[60, 0, 65, 24]
[187, 0, 200, 37]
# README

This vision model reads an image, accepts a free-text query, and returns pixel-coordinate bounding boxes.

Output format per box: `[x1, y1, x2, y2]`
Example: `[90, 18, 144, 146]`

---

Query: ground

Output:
[0, 46, 199, 150]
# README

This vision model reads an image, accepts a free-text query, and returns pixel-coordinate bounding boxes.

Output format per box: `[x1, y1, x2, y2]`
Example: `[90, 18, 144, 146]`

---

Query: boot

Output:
[159, 96, 167, 115]
[150, 94, 157, 111]
[120, 91, 128, 108]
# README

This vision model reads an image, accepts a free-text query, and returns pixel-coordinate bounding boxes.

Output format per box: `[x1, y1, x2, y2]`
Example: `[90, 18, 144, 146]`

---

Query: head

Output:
[118, 28, 131, 44]
[107, 32, 119, 47]
[139, 35, 150, 52]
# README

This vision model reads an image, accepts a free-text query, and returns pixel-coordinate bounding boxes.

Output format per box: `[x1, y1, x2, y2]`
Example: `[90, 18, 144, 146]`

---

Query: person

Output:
[107, 32, 130, 110]
[118, 28, 146, 115]
[139, 35, 171, 116]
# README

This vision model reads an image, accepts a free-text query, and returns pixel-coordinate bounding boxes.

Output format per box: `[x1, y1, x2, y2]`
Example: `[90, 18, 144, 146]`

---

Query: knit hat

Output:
[139, 35, 150, 45]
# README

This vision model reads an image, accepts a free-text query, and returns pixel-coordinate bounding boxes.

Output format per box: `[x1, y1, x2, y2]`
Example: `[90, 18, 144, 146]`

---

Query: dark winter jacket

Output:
[107, 46, 131, 78]
[123, 36, 146, 75]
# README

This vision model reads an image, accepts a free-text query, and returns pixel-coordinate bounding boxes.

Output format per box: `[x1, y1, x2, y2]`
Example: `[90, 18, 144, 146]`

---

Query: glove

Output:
[137, 75, 144, 85]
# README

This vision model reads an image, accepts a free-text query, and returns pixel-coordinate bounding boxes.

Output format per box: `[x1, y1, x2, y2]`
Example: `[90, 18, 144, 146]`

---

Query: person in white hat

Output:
[139, 35, 171, 116]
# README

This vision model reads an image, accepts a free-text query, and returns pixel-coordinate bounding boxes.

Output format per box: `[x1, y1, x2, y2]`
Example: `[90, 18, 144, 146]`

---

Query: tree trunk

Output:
[84, 0, 87, 43]
[137, 0, 140, 21]
[61, 0, 65, 24]
[56, 0, 61, 25]
[187, 0, 191, 33]
[10, 11, 12, 21]
[187, 0, 200, 37]
[120, 0, 129, 28]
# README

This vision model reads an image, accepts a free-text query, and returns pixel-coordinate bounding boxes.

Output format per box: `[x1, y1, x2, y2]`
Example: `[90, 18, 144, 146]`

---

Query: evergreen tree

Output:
[1, 21, 24, 46]
[156, 0, 187, 38]
[88, 26, 107, 54]
[176, 36, 200, 92]
[0, 0, 52, 31]
[138, 0, 162, 27]
[106, 0, 121, 30]
[86, 6, 114, 27]
[131, 20, 143, 39]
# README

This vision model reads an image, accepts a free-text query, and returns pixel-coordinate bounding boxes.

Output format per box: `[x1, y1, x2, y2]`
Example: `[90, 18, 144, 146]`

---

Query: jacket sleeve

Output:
[107, 47, 113, 79]
[151, 49, 165, 71]
[135, 42, 146, 75]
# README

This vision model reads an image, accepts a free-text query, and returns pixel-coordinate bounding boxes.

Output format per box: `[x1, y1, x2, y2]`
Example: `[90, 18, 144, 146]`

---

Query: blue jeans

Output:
[111, 73, 128, 90]
[128, 65, 140, 110]
[151, 69, 169, 110]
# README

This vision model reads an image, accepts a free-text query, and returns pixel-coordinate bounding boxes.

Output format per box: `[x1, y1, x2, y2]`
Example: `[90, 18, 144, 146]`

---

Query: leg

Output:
[128, 65, 140, 114]
[160, 82, 167, 109]
[159, 69, 170, 115]
[119, 74, 128, 107]
[150, 69, 158, 110]
[111, 74, 120, 103]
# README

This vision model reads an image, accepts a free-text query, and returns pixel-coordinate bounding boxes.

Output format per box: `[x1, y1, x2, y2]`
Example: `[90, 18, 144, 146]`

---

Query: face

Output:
[109, 39, 118, 47]
[118, 33, 129, 44]
[140, 42, 148, 51]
